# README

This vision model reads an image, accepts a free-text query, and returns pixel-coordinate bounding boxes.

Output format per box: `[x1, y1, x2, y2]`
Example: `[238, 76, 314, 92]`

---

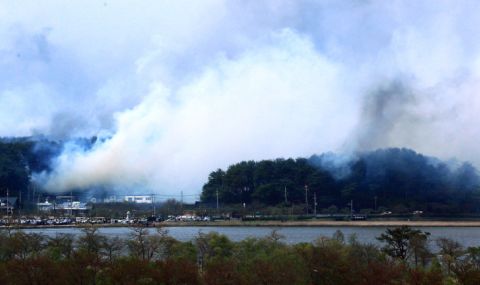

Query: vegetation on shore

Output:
[201, 148, 480, 214]
[0, 225, 479, 284]
[2, 138, 480, 216]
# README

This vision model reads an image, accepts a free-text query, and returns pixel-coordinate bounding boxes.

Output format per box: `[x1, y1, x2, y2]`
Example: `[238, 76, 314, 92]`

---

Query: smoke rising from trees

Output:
[1, 1, 480, 195]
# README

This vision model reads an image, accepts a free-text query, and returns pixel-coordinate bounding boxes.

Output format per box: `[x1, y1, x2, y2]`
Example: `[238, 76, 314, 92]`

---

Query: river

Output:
[19, 226, 480, 248]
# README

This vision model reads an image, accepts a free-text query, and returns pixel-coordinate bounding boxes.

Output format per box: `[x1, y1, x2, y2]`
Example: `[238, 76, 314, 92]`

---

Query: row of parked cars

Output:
[0, 216, 111, 226]
[0, 217, 74, 225]
[164, 215, 211, 222]
[0, 215, 217, 226]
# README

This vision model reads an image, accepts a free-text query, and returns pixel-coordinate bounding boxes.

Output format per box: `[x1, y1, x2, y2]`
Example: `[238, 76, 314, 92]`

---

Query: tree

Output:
[0, 142, 30, 196]
[199, 148, 480, 213]
[77, 225, 106, 256]
[127, 225, 173, 262]
[8, 231, 45, 260]
[127, 225, 151, 261]
[453, 247, 480, 285]
[102, 236, 124, 263]
[46, 233, 74, 260]
[465, 246, 480, 270]
[377, 226, 429, 262]
[201, 169, 225, 203]
[436, 237, 464, 275]
[409, 231, 431, 267]
[252, 183, 283, 205]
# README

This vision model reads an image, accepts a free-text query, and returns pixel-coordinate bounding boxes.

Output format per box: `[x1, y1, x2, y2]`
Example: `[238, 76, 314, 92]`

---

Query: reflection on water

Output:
[20, 226, 480, 248]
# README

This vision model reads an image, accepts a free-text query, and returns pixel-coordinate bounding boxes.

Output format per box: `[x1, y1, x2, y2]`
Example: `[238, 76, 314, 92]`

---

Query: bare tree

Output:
[102, 236, 124, 263]
[77, 225, 106, 256]
[436, 237, 464, 275]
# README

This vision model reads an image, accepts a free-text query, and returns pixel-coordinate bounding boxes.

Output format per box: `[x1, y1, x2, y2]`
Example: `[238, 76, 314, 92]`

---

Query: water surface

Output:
[21, 226, 480, 248]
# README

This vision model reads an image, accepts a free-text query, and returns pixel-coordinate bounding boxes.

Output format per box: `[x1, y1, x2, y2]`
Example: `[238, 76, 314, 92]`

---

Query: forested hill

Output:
[2, 137, 480, 214]
[0, 137, 95, 197]
[201, 148, 480, 214]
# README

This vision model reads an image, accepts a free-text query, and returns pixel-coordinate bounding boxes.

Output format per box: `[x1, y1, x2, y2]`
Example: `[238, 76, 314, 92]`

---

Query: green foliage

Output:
[0, 141, 30, 195]
[201, 148, 480, 213]
[201, 158, 332, 207]
[2, 136, 480, 216]
[4, 227, 480, 284]
[376, 226, 430, 261]
[436, 237, 464, 275]
[196, 231, 235, 262]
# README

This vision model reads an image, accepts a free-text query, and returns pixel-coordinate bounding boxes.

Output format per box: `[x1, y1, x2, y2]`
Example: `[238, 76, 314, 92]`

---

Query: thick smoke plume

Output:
[2, 1, 480, 197]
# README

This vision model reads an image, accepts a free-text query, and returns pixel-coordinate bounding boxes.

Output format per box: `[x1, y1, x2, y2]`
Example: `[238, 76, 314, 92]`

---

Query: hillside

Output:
[201, 148, 480, 214]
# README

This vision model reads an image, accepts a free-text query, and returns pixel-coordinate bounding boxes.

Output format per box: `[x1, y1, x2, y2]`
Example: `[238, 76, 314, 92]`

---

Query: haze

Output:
[1, 1, 479, 196]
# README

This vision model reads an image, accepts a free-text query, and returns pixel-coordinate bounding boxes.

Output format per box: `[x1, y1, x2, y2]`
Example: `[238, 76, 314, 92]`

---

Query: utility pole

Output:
[350, 200, 354, 218]
[216, 190, 219, 211]
[284, 186, 288, 204]
[6, 188, 9, 217]
[242, 186, 246, 206]
[314, 192, 317, 217]
[374, 196, 377, 212]
[180, 191, 184, 213]
[304, 185, 309, 215]
[152, 194, 156, 217]
[18, 191, 21, 217]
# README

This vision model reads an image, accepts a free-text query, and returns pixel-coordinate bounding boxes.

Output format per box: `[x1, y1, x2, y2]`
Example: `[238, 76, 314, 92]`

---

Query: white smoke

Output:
[2, 1, 480, 197]
[40, 30, 357, 193]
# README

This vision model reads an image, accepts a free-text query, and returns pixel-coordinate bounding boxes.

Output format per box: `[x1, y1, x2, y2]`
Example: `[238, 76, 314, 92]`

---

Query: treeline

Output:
[0, 137, 60, 196]
[201, 148, 480, 214]
[0, 137, 94, 199]
[0, 226, 479, 284]
[2, 136, 480, 214]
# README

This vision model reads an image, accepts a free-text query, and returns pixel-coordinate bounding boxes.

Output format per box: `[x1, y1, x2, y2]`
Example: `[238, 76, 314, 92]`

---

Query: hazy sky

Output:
[1, 1, 480, 196]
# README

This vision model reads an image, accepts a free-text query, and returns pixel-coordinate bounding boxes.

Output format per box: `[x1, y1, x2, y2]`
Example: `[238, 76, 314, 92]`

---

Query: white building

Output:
[36, 198, 89, 212]
[124, 195, 153, 204]
[37, 199, 54, 212]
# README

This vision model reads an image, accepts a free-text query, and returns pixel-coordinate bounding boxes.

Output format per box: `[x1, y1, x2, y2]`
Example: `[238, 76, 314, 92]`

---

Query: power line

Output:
[150, 194, 197, 197]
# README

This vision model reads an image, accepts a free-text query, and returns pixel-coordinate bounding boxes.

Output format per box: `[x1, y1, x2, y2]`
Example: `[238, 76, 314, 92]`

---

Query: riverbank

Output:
[159, 220, 480, 227]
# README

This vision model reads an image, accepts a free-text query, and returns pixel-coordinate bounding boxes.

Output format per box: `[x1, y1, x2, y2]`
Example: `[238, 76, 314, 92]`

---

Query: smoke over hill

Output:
[1, 136, 479, 212]
[1, 2, 480, 196]
[201, 148, 480, 213]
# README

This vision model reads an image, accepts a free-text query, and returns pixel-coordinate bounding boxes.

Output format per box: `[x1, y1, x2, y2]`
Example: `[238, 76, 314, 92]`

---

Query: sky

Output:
[1, 0, 480, 197]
